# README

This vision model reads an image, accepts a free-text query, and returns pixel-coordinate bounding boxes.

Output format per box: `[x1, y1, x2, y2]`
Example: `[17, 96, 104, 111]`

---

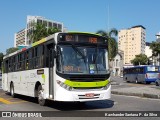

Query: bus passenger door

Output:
[48, 48, 54, 99]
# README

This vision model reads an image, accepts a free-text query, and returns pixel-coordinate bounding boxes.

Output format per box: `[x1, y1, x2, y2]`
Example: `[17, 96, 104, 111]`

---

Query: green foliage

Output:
[0, 52, 4, 68]
[150, 41, 160, 56]
[96, 28, 118, 60]
[28, 23, 61, 43]
[131, 54, 148, 65]
[6, 47, 18, 55]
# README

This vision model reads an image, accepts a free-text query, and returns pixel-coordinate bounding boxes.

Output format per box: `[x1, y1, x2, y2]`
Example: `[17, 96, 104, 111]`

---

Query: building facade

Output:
[145, 42, 152, 58]
[109, 50, 124, 76]
[14, 15, 64, 47]
[14, 29, 26, 47]
[118, 25, 146, 65]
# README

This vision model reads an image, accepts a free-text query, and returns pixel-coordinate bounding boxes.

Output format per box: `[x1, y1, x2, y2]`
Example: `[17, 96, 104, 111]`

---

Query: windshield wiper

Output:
[93, 44, 99, 73]
[68, 43, 86, 60]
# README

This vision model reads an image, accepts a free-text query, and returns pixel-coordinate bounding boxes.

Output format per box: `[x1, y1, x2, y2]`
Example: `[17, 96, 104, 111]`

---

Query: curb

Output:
[111, 90, 160, 99]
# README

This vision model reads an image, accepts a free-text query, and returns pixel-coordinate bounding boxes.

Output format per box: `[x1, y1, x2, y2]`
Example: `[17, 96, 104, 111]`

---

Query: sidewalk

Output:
[111, 84, 160, 99]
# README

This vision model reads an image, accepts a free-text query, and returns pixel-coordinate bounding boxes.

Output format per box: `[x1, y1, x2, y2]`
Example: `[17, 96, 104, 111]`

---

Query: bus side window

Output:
[25, 51, 29, 70]
[4, 59, 9, 73]
[28, 49, 33, 69]
[15, 55, 18, 71]
[39, 45, 45, 68]
[12, 56, 15, 72]
[35, 47, 38, 68]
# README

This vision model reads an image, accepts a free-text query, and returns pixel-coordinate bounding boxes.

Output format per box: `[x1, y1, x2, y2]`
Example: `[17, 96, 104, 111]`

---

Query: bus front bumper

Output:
[54, 85, 111, 102]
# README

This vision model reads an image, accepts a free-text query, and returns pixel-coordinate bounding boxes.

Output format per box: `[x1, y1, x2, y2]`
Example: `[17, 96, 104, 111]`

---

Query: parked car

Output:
[155, 79, 160, 86]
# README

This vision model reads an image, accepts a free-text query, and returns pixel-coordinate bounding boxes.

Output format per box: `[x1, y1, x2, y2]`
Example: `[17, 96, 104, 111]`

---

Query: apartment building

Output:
[14, 15, 64, 47]
[14, 29, 26, 47]
[118, 25, 146, 64]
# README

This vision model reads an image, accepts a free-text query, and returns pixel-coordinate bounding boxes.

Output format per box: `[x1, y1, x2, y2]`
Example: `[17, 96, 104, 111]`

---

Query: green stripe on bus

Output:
[64, 80, 109, 88]
[42, 74, 45, 82]
[32, 38, 46, 47]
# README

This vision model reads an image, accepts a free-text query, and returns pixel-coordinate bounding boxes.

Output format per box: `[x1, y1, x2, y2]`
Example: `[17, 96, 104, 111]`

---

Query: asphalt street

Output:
[0, 77, 160, 120]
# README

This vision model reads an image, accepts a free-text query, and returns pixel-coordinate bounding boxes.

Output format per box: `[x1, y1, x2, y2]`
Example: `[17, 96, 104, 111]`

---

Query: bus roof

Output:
[68, 31, 103, 37]
[123, 65, 158, 69]
[3, 33, 55, 59]
[3, 32, 105, 59]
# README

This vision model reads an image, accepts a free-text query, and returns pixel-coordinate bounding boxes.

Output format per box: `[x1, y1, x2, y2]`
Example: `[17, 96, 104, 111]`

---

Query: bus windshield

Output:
[57, 45, 108, 74]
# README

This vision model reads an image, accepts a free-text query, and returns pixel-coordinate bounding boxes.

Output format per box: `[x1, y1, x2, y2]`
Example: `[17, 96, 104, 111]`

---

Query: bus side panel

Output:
[137, 74, 145, 83]
[21, 68, 49, 98]
[2, 73, 8, 92]
[4, 68, 49, 98]
[42, 68, 49, 99]
[124, 74, 137, 82]
[26, 68, 50, 98]
[8, 72, 21, 94]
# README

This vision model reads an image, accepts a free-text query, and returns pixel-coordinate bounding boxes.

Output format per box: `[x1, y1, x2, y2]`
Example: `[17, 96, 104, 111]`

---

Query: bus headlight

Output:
[56, 80, 73, 91]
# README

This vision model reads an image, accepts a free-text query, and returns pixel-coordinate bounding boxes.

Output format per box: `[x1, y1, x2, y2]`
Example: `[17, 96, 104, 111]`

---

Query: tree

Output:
[131, 54, 148, 65]
[150, 41, 160, 65]
[96, 28, 118, 60]
[150, 41, 160, 56]
[28, 23, 61, 43]
[0, 52, 4, 68]
[6, 47, 18, 55]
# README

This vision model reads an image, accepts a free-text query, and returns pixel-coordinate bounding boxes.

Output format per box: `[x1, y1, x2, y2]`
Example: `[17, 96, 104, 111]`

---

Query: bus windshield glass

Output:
[57, 45, 108, 74]
[147, 66, 159, 72]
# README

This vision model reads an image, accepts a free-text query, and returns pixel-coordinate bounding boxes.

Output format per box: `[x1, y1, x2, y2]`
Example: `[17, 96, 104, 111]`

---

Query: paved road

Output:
[0, 77, 160, 119]
[110, 76, 160, 100]
[0, 89, 160, 120]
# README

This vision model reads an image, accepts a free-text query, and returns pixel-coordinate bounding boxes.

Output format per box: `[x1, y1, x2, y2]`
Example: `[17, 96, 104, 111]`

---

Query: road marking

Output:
[0, 97, 28, 104]
[10, 101, 28, 104]
[0, 98, 12, 104]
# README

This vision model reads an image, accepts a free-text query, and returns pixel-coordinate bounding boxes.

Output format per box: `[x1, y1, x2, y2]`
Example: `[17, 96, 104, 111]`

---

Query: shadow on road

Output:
[45, 100, 114, 111]
[3, 91, 114, 111]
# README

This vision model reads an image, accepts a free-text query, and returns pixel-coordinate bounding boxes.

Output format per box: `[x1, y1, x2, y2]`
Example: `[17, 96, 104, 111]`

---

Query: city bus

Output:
[123, 65, 159, 84]
[2, 32, 111, 106]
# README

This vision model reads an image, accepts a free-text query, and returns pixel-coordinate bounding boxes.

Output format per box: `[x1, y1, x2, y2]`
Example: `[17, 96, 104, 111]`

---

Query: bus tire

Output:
[126, 77, 129, 82]
[38, 85, 47, 106]
[10, 83, 16, 98]
[135, 79, 138, 84]
[156, 82, 159, 86]
[145, 82, 151, 84]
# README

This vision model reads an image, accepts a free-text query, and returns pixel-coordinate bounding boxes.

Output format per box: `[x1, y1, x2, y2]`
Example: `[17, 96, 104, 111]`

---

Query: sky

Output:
[0, 0, 160, 53]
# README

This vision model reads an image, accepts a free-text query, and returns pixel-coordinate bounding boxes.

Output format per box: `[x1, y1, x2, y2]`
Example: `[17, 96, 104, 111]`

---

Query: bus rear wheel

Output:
[10, 83, 16, 98]
[156, 82, 159, 86]
[135, 79, 138, 84]
[38, 85, 47, 106]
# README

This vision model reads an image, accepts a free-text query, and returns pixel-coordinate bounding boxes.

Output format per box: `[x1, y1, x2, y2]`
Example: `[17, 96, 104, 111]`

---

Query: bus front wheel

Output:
[10, 83, 16, 98]
[38, 85, 47, 106]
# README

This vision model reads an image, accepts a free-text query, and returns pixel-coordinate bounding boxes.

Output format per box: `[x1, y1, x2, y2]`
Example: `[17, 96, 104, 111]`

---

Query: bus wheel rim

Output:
[11, 86, 14, 95]
[38, 90, 44, 102]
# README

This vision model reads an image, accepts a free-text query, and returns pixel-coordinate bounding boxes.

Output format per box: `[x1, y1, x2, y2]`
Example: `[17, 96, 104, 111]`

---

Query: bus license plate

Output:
[85, 93, 94, 98]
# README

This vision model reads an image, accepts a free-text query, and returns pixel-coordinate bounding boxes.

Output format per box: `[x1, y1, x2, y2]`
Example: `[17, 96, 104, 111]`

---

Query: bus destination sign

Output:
[58, 34, 107, 44]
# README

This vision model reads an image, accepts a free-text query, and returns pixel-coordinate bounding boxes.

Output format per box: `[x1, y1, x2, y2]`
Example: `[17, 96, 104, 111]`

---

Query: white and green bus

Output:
[2, 32, 111, 106]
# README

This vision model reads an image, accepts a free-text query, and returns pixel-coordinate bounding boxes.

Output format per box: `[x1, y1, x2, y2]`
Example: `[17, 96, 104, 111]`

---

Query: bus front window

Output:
[57, 45, 108, 74]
